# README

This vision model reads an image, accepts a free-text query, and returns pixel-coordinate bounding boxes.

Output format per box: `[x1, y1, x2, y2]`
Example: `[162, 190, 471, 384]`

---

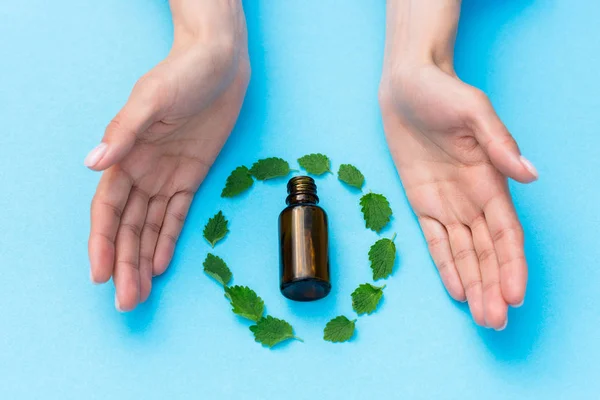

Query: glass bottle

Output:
[279, 176, 331, 301]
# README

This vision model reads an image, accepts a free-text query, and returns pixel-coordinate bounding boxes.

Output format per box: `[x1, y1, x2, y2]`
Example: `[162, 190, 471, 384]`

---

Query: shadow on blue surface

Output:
[117, 272, 167, 334]
[458, 0, 547, 362]
[479, 229, 548, 362]
[115, 251, 183, 334]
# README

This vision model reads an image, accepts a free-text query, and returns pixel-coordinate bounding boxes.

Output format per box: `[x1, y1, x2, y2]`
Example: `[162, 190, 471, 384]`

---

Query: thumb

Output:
[84, 77, 163, 171]
[472, 102, 538, 183]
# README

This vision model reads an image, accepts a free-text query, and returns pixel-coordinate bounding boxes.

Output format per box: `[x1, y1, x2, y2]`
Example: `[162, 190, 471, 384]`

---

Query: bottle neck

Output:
[286, 176, 319, 205]
[286, 193, 319, 205]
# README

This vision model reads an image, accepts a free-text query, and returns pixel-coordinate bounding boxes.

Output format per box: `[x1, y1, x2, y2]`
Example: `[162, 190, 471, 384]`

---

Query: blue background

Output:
[1, 0, 598, 398]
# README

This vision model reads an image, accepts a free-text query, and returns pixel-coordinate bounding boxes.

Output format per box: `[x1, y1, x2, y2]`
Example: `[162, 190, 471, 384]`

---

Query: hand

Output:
[380, 1, 537, 329]
[86, 0, 250, 311]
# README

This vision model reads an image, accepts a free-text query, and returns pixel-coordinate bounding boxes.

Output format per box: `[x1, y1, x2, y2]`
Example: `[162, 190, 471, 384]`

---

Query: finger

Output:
[471, 94, 538, 183]
[470, 215, 508, 330]
[446, 223, 486, 326]
[484, 194, 527, 306]
[138, 195, 169, 303]
[114, 187, 149, 311]
[419, 217, 466, 302]
[153, 191, 195, 276]
[84, 76, 165, 171]
[89, 168, 133, 283]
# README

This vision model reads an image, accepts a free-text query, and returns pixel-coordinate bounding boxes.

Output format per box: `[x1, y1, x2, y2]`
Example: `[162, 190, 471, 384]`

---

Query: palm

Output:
[380, 65, 535, 329]
[88, 39, 250, 311]
[117, 44, 251, 211]
[392, 67, 508, 223]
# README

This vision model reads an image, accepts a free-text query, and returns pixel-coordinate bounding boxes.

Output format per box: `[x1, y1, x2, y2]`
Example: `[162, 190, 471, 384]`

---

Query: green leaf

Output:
[323, 316, 356, 343]
[221, 166, 254, 198]
[360, 193, 392, 233]
[351, 283, 385, 315]
[249, 316, 302, 348]
[203, 253, 232, 286]
[369, 235, 397, 280]
[297, 153, 331, 175]
[224, 285, 265, 322]
[203, 211, 229, 248]
[249, 157, 291, 180]
[338, 164, 365, 190]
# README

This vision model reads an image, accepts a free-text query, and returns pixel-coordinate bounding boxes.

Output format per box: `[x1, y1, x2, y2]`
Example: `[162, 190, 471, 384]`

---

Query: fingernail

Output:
[520, 156, 538, 179]
[84, 143, 108, 168]
[514, 299, 524, 308]
[495, 319, 508, 331]
[90, 271, 100, 285]
[115, 296, 124, 312]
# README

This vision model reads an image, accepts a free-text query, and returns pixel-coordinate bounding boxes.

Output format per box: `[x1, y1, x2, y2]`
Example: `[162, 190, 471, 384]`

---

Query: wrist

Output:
[384, 0, 461, 70]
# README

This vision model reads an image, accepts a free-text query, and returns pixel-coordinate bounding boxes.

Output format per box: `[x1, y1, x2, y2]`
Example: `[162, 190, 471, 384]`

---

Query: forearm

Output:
[168, 0, 244, 45]
[384, 0, 461, 70]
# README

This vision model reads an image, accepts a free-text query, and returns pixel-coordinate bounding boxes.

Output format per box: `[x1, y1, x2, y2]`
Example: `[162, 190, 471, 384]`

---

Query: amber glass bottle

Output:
[279, 176, 331, 301]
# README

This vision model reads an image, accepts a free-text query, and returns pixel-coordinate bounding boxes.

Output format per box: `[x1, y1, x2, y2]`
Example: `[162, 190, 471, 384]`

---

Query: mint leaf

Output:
[338, 164, 365, 190]
[221, 166, 254, 198]
[360, 193, 392, 233]
[249, 316, 302, 348]
[203, 253, 232, 286]
[249, 157, 291, 180]
[203, 211, 229, 247]
[369, 235, 397, 280]
[224, 285, 265, 322]
[351, 283, 385, 315]
[323, 316, 356, 343]
[298, 153, 331, 175]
